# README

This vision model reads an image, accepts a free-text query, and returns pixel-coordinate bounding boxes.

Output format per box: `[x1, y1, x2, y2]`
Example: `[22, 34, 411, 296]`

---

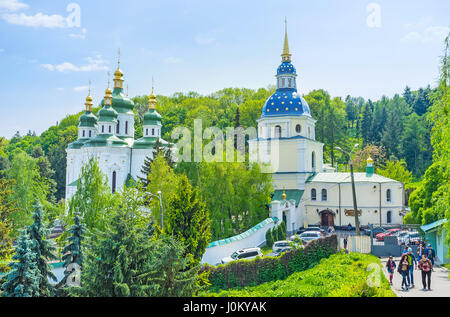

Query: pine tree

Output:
[138, 235, 199, 297]
[58, 211, 86, 288]
[138, 138, 174, 187]
[403, 86, 414, 107]
[27, 202, 58, 296]
[0, 179, 15, 273]
[361, 101, 374, 145]
[166, 174, 212, 267]
[1, 230, 40, 297]
[75, 187, 154, 297]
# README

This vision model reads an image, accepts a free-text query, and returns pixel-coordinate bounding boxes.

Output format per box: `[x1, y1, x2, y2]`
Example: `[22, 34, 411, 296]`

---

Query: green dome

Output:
[100, 88, 134, 115]
[143, 109, 162, 126]
[98, 105, 118, 123]
[79, 111, 97, 128]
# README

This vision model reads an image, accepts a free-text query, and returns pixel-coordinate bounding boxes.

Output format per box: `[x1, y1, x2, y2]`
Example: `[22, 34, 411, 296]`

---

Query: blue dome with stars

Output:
[277, 62, 296, 75]
[261, 89, 311, 118]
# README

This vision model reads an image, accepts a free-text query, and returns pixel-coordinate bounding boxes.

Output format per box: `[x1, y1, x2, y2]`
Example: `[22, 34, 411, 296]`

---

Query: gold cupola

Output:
[113, 49, 124, 89]
[104, 76, 113, 106]
[85, 86, 93, 112]
[148, 80, 157, 109]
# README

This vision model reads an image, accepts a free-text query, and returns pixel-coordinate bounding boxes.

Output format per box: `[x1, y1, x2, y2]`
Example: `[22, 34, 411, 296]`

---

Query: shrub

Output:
[200, 235, 338, 292]
[203, 253, 396, 297]
[265, 228, 274, 247]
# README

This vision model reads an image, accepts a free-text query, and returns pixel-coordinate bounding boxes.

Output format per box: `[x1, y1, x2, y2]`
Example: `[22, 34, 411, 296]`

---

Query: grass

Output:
[443, 263, 450, 277]
[201, 252, 396, 297]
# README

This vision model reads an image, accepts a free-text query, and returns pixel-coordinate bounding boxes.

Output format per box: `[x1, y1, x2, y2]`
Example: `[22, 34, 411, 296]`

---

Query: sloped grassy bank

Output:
[202, 253, 396, 297]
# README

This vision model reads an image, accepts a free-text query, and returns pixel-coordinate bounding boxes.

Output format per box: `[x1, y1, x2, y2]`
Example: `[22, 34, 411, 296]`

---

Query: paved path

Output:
[381, 257, 450, 297]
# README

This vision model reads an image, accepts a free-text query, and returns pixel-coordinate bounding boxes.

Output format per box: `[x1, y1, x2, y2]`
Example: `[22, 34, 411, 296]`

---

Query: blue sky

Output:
[0, 0, 449, 138]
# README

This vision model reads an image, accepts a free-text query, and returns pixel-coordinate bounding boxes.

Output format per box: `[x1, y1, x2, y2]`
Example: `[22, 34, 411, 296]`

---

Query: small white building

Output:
[65, 62, 169, 202]
[250, 26, 406, 235]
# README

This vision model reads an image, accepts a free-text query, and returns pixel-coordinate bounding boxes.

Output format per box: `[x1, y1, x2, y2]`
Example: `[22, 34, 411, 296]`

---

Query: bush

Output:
[203, 253, 396, 297]
[200, 235, 338, 292]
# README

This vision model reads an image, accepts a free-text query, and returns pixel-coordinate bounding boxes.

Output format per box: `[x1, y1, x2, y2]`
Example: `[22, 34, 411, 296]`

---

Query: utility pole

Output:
[337, 144, 360, 236]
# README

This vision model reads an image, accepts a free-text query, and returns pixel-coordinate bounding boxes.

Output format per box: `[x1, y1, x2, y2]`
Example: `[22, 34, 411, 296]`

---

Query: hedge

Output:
[200, 234, 338, 292]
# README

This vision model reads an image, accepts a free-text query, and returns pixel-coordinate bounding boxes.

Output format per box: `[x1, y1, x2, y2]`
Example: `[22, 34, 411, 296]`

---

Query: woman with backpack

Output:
[418, 254, 433, 291]
[385, 256, 396, 285]
[398, 253, 410, 291]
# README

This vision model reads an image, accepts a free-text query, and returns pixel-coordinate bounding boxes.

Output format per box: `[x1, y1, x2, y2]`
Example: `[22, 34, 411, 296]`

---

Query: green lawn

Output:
[202, 252, 396, 297]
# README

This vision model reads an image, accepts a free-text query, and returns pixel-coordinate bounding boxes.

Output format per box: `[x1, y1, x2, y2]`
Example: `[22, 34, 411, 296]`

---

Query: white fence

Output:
[342, 235, 371, 254]
[201, 217, 279, 266]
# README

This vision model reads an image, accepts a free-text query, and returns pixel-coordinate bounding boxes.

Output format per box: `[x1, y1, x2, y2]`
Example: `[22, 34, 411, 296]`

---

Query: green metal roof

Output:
[83, 134, 129, 148]
[206, 217, 279, 248]
[132, 136, 169, 149]
[306, 172, 401, 184]
[420, 219, 448, 233]
[67, 138, 89, 149]
[100, 89, 134, 115]
[272, 189, 304, 207]
[79, 111, 97, 127]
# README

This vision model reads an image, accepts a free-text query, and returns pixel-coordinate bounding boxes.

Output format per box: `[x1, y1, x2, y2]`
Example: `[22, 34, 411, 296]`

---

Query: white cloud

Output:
[69, 27, 87, 39]
[42, 56, 109, 73]
[2, 12, 69, 28]
[401, 26, 449, 44]
[56, 87, 64, 91]
[0, 0, 28, 12]
[195, 34, 216, 45]
[164, 57, 181, 64]
[74, 85, 90, 92]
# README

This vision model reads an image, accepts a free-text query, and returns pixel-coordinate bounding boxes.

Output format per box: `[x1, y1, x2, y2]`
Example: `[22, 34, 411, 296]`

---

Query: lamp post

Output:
[336, 144, 360, 236]
[146, 190, 164, 230]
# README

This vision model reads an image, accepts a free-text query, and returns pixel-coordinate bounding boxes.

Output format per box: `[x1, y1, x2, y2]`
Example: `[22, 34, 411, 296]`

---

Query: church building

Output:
[249, 25, 406, 235]
[65, 59, 169, 202]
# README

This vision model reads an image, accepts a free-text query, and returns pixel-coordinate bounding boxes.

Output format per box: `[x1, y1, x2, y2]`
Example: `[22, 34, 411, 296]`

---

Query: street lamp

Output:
[146, 190, 164, 230]
[336, 144, 360, 236]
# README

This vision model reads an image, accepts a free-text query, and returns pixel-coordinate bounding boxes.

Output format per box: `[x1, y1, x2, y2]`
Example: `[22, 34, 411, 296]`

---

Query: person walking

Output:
[417, 243, 425, 261]
[407, 247, 417, 288]
[386, 256, 396, 285]
[343, 235, 348, 253]
[418, 254, 433, 291]
[398, 253, 410, 291]
[425, 244, 436, 269]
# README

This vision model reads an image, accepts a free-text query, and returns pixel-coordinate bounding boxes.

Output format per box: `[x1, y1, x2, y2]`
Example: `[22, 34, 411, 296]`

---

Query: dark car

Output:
[363, 227, 386, 236]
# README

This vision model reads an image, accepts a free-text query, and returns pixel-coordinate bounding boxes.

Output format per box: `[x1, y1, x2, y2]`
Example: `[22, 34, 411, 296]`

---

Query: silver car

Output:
[221, 247, 263, 264]
[299, 231, 322, 244]
[272, 241, 293, 254]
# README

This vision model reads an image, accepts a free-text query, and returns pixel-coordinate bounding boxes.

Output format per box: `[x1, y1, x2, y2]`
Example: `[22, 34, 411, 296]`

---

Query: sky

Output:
[0, 0, 449, 138]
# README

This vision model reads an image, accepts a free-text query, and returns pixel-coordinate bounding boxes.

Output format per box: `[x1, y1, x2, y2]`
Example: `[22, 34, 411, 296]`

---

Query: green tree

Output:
[1, 230, 40, 297]
[361, 101, 374, 145]
[400, 113, 428, 175]
[377, 160, 413, 185]
[68, 158, 115, 231]
[0, 178, 15, 273]
[27, 202, 58, 296]
[58, 211, 86, 289]
[166, 174, 212, 266]
[138, 138, 174, 187]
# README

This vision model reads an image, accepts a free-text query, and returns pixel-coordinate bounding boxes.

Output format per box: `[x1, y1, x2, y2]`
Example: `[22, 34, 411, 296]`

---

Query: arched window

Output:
[274, 125, 282, 138]
[117, 120, 120, 134]
[146, 128, 148, 136]
[125, 121, 128, 135]
[82, 130, 85, 138]
[296, 124, 301, 133]
[288, 78, 292, 88]
[102, 125, 104, 133]
[386, 189, 391, 202]
[311, 189, 317, 201]
[282, 78, 285, 87]
[387, 211, 392, 224]
[112, 171, 117, 193]
[321, 189, 328, 201]
[308, 127, 311, 138]
[109, 125, 112, 133]
[89, 130, 92, 138]
[152, 128, 155, 136]
[312, 152, 316, 171]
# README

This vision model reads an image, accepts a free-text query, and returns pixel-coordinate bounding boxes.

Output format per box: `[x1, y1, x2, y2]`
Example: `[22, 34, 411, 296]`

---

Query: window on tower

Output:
[82, 130, 85, 138]
[282, 78, 285, 87]
[274, 125, 282, 138]
[296, 124, 301, 133]
[117, 120, 120, 134]
[152, 128, 155, 136]
[311, 189, 317, 201]
[109, 126, 112, 133]
[146, 128, 148, 136]
[89, 130, 92, 138]
[288, 78, 292, 88]
[321, 189, 328, 201]
[102, 125, 104, 133]
[125, 121, 128, 135]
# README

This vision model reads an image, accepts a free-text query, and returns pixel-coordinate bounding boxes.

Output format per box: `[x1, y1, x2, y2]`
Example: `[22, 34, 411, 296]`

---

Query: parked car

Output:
[298, 231, 322, 244]
[221, 247, 263, 264]
[395, 230, 410, 242]
[272, 240, 293, 254]
[293, 227, 324, 236]
[362, 227, 386, 236]
[400, 232, 422, 245]
[376, 228, 401, 241]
